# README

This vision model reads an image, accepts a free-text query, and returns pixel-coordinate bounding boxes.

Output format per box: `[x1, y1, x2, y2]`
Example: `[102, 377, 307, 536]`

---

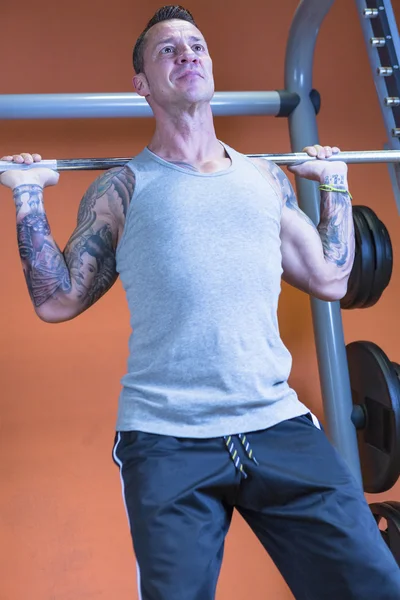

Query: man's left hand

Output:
[287, 145, 347, 182]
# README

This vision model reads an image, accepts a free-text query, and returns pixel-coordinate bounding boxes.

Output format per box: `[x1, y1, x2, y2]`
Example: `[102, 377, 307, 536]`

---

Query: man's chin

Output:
[179, 89, 214, 107]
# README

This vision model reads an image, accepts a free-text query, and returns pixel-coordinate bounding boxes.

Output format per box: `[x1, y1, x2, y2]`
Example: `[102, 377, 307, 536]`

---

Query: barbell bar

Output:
[1, 150, 400, 173]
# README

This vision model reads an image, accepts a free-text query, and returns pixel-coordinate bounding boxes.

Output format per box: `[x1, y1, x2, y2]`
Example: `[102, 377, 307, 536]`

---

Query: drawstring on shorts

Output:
[223, 433, 259, 479]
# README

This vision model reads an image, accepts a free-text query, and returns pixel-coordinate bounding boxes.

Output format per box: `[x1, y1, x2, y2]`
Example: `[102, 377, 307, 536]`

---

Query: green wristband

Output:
[319, 184, 353, 200]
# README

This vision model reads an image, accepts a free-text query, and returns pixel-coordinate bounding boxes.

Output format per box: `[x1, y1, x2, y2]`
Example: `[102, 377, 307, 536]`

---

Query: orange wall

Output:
[1, 1, 400, 598]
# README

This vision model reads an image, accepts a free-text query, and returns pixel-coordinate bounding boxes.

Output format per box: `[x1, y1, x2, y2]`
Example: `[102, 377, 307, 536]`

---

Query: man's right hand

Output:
[0, 153, 59, 189]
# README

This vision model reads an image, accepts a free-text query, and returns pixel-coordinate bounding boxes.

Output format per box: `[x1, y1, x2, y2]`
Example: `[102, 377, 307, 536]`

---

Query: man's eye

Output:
[161, 47, 174, 54]
[194, 45, 204, 52]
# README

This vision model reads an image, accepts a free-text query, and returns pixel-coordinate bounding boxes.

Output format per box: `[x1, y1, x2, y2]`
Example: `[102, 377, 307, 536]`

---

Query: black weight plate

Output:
[347, 341, 400, 493]
[358, 206, 386, 307]
[393, 362, 400, 382]
[380, 216, 394, 289]
[369, 501, 400, 566]
[350, 208, 375, 309]
[340, 207, 364, 309]
[357, 206, 393, 307]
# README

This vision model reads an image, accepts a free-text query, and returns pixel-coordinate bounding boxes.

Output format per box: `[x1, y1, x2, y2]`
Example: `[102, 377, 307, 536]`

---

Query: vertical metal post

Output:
[353, 0, 400, 213]
[285, 0, 362, 484]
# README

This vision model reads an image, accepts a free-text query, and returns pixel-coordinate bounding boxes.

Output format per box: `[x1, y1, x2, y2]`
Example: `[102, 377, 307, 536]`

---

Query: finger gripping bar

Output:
[0, 159, 58, 173]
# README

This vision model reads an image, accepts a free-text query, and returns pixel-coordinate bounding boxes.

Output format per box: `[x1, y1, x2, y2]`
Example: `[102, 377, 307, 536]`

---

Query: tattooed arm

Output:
[0, 161, 134, 322]
[59, 167, 134, 320]
[251, 147, 354, 301]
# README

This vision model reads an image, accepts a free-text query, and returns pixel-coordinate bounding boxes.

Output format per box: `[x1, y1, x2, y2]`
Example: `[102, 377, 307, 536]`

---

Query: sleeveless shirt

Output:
[115, 142, 309, 436]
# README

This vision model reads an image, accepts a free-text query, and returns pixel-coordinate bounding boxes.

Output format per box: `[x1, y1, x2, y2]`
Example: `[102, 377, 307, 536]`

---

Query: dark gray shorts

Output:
[113, 413, 400, 600]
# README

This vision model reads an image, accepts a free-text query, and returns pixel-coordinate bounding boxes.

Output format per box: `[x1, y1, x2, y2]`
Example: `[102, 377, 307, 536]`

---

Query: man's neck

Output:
[148, 103, 222, 165]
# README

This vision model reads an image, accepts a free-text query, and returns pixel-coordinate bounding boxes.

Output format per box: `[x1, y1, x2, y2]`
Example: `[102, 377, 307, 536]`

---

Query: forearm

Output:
[13, 183, 76, 321]
[316, 171, 355, 293]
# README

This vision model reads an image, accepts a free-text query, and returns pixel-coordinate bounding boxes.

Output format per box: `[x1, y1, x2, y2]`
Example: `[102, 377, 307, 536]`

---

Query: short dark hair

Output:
[133, 6, 197, 74]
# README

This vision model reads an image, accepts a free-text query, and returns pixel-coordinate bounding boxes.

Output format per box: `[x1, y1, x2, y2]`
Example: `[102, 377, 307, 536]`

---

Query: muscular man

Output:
[1, 6, 399, 599]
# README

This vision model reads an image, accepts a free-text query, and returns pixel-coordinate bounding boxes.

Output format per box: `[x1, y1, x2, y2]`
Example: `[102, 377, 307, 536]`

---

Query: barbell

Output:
[1, 149, 400, 172]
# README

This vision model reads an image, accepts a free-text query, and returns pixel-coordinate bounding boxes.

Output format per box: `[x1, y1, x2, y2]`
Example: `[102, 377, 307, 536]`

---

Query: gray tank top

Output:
[115, 142, 309, 437]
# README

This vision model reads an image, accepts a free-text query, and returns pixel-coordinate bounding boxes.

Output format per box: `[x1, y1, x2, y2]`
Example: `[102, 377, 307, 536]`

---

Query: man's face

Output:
[78, 251, 98, 292]
[134, 19, 215, 109]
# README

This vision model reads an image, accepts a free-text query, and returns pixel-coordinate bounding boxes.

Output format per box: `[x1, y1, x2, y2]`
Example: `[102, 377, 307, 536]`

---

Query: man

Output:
[1, 5, 399, 599]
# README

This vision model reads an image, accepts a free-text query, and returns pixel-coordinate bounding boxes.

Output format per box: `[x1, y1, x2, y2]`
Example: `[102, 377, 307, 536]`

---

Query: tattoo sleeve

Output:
[268, 162, 354, 270]
[63, 167, 134, 310]
[14, 184, 72, 307]
[318, 173, 353, 268]
[13, 166, 135, 318]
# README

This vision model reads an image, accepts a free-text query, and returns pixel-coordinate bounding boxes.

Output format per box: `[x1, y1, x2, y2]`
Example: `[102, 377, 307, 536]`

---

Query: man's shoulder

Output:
[247, 155, 277, 181]
[245, 157, 286, 206]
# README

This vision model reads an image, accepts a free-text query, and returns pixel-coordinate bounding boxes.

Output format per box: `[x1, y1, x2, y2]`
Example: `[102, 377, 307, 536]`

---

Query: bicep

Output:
[252, 158, 331, 297]
[280, 200, 325, 294]
[271, 164, 328, 296]
[63, 166, 134, 311]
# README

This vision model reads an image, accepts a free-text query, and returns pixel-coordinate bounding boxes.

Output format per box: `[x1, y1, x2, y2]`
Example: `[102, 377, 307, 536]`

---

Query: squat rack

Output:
[1, 0, 399, 486]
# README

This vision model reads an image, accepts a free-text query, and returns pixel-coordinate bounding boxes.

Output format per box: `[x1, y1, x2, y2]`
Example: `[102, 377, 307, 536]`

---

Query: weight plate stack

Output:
[341, 206, 393, 309]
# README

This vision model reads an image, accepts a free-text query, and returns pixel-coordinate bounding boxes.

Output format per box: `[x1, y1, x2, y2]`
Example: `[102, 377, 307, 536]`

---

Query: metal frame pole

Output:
[285, 0, 362, 484]
[0, 91, 296, 119]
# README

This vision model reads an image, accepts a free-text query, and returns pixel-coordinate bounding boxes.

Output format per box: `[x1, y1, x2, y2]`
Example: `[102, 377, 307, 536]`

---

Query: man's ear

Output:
[133, 73, 150, 97]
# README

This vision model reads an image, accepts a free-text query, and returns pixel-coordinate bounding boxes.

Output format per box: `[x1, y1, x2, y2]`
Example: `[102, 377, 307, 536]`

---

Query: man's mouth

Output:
[176, 70, 203, 80]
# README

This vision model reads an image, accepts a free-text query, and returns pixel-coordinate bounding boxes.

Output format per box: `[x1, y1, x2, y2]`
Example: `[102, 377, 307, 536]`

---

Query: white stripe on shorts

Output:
[309, 412, 321, 430]
[113, 432, 143, 600]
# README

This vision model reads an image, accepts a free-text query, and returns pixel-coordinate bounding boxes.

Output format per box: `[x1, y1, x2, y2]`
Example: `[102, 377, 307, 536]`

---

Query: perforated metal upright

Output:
[285, 0, 363, 485]
[354, 0, 400, 212]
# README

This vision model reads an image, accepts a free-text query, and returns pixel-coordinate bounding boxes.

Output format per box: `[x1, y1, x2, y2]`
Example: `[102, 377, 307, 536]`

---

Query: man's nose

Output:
[177, 47, 198, 64]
